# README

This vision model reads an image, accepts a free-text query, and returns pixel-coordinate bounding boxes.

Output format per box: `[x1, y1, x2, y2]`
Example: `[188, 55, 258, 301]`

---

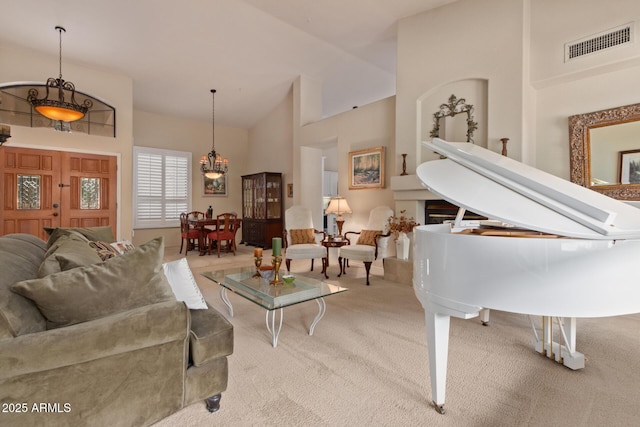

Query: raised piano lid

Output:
[417, 138, 640, 239]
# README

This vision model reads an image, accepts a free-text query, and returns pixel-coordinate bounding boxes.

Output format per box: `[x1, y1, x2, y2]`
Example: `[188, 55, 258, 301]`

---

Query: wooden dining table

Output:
[188, 217, 242, 256]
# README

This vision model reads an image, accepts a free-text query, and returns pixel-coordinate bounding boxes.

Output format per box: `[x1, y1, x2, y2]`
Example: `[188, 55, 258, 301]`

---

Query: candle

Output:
[272, 237, 282, 256]
[254, 247, 263, 257]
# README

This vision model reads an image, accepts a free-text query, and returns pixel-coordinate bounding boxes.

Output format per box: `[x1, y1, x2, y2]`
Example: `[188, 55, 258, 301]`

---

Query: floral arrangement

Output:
[387, 210, 419, 236]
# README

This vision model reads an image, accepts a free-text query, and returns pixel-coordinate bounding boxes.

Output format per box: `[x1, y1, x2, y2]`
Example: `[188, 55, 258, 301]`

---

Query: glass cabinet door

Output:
[266, 174, 281, 219]
[243, 175, 254, 219]
[255, 174, 265, 219]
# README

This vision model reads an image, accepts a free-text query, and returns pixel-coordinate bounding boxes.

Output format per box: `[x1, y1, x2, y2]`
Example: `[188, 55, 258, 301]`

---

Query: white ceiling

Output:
[0, 0, 454, 129]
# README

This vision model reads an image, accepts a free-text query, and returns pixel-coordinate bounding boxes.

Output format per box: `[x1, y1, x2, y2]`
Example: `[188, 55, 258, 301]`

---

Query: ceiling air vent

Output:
[565, 23, 634, 62]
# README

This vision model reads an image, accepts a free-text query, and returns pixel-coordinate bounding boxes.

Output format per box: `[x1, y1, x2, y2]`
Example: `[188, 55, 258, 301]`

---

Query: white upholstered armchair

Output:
[338, 206, 393, 285]
[284, 205, 328, 278]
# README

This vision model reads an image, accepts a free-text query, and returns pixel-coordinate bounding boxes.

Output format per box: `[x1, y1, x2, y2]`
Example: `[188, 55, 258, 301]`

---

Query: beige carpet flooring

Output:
[155, 243, 640, 426]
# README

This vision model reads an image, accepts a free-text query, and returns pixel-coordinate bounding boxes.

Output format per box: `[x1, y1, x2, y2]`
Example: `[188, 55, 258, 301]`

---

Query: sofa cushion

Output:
[38, 235, 103, 277]
[43, 231, 89, 257]
[45, 226, 115, 247]
[189, 305, 234, 366]
[356, 229, 382, 246]
[289, 228, 316, 244]
[0, 316, 12, 341]
[56, 249, 104, 271]
[11, 236, 176, 329]
[0, 234, 47, 336]
[162, 258, 208, 309]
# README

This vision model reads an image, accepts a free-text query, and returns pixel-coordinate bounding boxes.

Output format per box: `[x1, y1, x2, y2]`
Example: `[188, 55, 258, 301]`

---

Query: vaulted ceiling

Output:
[0, 0, 455, 128]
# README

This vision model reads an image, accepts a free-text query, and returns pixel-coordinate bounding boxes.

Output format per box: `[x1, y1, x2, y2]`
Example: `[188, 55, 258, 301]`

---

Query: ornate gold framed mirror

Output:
[569, 102, 640, 200]
[430, 94, 478, 143]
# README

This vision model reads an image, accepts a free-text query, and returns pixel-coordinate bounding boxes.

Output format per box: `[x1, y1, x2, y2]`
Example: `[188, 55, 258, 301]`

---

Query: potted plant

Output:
[387, 210, 419, 260]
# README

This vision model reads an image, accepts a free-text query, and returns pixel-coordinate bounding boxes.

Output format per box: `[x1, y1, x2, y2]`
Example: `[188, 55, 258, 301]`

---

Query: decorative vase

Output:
[396, 232, 410, 260]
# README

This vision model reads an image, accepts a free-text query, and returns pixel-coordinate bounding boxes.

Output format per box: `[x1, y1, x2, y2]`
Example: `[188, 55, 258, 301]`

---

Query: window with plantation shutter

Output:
[133, 146, 191, 228]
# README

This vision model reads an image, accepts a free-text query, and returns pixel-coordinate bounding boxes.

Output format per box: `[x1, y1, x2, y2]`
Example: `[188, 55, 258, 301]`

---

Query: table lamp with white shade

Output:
[324, 196, 352, 238]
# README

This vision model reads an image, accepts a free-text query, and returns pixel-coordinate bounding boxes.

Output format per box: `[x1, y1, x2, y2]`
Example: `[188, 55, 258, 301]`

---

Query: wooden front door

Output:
[0, 147, 117, 241]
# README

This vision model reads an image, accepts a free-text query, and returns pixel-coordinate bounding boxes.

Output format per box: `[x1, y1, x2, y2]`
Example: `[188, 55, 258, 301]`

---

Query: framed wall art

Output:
[203, 174, 228, 196]
[619, 149, 640, 184]
[348, 146, 385, 189]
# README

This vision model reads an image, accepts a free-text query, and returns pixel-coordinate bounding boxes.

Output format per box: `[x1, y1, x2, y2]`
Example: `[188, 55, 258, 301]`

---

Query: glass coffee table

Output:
[202, 267, 348, 348]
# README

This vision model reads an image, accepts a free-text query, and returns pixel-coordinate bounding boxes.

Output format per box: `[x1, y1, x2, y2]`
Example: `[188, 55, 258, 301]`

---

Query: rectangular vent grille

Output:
[565, 23, 634, 62]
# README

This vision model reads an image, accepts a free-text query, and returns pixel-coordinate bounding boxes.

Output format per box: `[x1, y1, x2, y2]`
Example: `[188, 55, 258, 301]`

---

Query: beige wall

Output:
[247, 89, 294, 211]
[132, 110, 249, 247]
[531, 0, 640, 181]
[0, 44, 134, 241]
[248, 76, 396, 232]
[396, 0, 528, 171]
[391, 0, 640, 222]
[298, 93, 396, 231]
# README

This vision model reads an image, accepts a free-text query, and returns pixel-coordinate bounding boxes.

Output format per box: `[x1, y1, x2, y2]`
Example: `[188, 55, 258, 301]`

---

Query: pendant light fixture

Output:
[0, 124, 11, 147]
[200, 89, 229, 179]
[27, 26, 92, 122]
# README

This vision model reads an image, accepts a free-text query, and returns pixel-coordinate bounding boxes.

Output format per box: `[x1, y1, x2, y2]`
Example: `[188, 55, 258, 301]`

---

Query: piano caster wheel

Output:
[433, 402, 445, 414]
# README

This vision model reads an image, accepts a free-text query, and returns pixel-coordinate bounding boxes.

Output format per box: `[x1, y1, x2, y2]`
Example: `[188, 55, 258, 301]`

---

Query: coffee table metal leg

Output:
[220, 287, 234, 317]
[309, 297, 326, 336]
[265, 309, 284, 348]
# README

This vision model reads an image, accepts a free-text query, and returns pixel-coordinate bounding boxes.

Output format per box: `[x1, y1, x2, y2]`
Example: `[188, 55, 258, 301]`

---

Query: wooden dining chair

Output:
[206, 212, 239, 257]
[180, 211, 209, 255]
[180, 212, 198, 255]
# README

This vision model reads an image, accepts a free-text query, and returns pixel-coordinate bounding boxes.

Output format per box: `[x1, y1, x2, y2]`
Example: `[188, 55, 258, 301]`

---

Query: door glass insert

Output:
[80, 177, 101, 210]
[17, 175, 41, 210]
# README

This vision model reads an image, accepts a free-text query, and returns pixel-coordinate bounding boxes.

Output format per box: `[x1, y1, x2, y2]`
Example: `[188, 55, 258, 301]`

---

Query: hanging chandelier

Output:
[27, 26, 92, 123]
[200, 89, 228, 179]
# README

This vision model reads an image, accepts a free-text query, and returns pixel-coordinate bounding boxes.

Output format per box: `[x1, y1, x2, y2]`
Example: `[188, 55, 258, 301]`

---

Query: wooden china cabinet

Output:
[241, 172, 283, 249]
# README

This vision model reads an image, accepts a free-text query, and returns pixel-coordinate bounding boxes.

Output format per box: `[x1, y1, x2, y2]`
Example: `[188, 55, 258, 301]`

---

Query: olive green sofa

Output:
[0, 231, 233, 427]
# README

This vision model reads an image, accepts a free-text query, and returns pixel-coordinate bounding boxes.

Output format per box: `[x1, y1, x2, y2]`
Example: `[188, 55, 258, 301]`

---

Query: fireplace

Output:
[424, 200, 486, 224]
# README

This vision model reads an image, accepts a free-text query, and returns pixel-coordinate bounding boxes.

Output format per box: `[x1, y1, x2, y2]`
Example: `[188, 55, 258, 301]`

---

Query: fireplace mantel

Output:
[390, 174, 439, 201]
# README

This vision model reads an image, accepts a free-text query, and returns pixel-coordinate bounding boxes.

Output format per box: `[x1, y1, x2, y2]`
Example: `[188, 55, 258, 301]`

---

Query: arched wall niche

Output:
[417, 78, 488, 164]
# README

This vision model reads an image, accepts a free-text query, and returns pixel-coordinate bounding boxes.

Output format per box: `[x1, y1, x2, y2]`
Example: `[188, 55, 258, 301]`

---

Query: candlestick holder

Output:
[269, 255, 283, 285]
[253, 256, 262, 278]
[400, 153, 408, 176]
[500, 138, 509, 157]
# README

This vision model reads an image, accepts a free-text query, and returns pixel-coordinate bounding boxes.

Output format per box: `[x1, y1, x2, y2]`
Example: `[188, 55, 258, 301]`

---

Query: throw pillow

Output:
[45, 226, 115, 247]
[38, 236, 102, 277]
[89, 240, 136, 260]
[110, 240, 136, 255]
[289, 228, 316, 245]
[162, 258, 208, 310]
[356, 229, 382, 246]
[89, 241, 120, 261]
[11, 236, 175, 329]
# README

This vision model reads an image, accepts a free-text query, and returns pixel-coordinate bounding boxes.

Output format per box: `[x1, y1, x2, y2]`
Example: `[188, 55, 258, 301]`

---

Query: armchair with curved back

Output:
[338, 206, 393, 285]
[284, 205, 328, 278]
[206, 212, 239, 257]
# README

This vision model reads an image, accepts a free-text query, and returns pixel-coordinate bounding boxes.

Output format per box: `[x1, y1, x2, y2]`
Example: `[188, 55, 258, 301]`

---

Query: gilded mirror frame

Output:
[569, 102, 640, 200]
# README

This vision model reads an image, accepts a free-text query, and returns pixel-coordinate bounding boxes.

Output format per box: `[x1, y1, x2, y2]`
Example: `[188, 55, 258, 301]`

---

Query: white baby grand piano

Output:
[414, 138, 640, 414]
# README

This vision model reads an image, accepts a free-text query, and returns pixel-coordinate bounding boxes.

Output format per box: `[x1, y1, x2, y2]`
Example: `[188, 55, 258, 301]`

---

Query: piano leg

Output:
[564, 317, 577, 352]
[532, 316, 584, 370]
[425, 311, 450, 414]
[479, 308, 490, 326]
